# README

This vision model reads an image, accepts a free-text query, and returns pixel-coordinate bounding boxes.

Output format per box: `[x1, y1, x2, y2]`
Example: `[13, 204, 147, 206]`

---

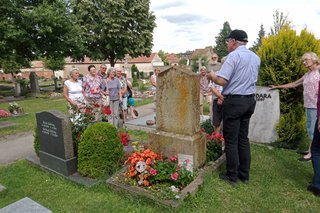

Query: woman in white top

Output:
[63, 67, 85, 119]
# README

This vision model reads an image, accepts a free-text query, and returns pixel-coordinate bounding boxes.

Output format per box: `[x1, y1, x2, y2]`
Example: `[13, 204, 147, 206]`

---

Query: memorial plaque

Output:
[249, 86, 280, 143]
[36, 110, 76, 176]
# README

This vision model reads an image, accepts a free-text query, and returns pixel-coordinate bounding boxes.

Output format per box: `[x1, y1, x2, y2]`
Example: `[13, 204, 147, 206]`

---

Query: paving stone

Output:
[0, 197, 52, 213]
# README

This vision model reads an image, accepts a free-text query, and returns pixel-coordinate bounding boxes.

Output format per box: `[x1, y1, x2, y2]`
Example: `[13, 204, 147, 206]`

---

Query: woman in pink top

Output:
[270, 52, 320, 161]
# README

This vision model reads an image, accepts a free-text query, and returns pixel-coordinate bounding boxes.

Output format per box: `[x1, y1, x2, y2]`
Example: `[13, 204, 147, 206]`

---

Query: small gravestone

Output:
[249, 86, 280, 143]
[14, 81, 21, 97]
[149, 66, 206, 168]
[29, 72, 40, 96]
[36, 110, 77, 176]
[0, 197, 52, 213]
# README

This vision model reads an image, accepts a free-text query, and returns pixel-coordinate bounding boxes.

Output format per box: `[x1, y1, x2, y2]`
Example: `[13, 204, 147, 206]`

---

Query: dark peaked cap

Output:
[227, 29, 248, 42]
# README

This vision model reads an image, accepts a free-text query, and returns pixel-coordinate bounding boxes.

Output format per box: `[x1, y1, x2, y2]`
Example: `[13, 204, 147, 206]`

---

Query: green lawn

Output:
[0, 97, 68, 135]
[0, 144, 318, 212]
[0, 97, 154, 136]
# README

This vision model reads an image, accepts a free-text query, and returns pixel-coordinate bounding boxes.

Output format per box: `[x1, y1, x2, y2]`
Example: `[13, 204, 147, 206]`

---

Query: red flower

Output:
[169, 155, 178, 162]
[94, 103, 100, 108]
[103, 106, 112, 115]
[119, 132, 129, 146]
[171, 172, 179, 181]
[149, 168, 157, 176]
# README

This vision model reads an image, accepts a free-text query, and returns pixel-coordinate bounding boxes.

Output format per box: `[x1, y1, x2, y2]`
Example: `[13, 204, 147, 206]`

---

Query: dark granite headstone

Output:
[29, 72, 40, 95]
[36, 110, 76, 176]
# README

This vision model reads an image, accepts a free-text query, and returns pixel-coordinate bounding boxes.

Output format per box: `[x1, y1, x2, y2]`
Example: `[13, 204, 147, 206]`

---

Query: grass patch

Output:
[0, 97, 153, 136]
[0, 97, 68, 135]
[0, 145, 318, 212]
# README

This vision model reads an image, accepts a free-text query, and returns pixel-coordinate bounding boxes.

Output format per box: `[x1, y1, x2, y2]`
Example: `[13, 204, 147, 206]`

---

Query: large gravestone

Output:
[249, 86, 280, 143]
[29, 72, 40, 96]
[36, 110, 77, 176]
[149, 66, 206, 168]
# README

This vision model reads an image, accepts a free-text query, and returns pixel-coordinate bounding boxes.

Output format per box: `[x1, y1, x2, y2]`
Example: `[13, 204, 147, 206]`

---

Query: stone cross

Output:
[149, 65, 206, 168]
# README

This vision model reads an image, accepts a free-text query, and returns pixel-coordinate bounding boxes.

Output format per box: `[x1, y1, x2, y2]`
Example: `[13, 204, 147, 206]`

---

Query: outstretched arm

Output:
[269, 77, 304, 90]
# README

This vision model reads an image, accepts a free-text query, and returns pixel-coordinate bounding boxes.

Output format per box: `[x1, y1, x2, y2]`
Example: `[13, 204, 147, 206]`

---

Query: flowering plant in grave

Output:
[0, 109, 12, 118]
[8, 102, 22, 114]
[206, 132, 224, 162]
[124, 149, 194, 190]
[118, 128, 130, 146]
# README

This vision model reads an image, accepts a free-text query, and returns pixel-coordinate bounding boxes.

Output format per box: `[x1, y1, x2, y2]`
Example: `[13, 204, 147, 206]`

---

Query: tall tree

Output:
[72, 0, 156, 67]
[0, 0, 83, 77]
[270, 10, 291, 35]
[250, 24, 266, 53]
[213, 21, 232, 59]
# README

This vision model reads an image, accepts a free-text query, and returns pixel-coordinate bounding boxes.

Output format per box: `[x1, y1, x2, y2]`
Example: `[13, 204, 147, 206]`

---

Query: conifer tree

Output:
[250, 24, 266, 53]
[213, 22, 232, 59]
[257, 25, 320, 148]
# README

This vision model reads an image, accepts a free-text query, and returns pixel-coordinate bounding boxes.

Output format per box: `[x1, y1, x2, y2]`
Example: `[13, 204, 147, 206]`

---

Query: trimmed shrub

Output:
[77, 122, 124, 178]
[34, 127, 40, 156]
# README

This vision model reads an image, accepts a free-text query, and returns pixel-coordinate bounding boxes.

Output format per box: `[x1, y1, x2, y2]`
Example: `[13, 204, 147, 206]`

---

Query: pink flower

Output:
[169, 155, 178, 162]
[171, 172, 179, 181]
[149, 168, 157, 176]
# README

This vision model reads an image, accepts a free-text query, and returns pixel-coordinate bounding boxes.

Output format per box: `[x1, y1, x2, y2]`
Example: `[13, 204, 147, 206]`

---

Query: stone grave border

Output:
[26, 155, 99, 187]
[107, 154, 226, 208]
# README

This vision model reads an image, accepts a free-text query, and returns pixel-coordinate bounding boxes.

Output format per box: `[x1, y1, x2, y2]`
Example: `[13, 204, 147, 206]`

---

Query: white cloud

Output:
[150, 0, 320, 53]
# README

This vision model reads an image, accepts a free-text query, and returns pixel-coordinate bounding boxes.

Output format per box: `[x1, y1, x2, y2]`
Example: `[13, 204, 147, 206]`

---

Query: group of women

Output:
[63, 64, 137, 128]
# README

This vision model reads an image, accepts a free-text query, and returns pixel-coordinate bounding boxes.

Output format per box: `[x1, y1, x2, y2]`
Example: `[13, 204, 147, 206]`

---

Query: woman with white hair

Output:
[63, 67, 85, 121]
[270, 52, 320, 161]
[106, 67, 122, 127]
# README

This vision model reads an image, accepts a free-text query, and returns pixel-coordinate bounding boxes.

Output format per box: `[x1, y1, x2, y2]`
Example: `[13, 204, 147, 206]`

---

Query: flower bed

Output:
[107, 152, 225, 208]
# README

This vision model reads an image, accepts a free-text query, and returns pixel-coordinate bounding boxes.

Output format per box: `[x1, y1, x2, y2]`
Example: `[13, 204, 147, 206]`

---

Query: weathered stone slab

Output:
[155, 66, 200, 135]
[149, 130, 206, 168]
[249, 86, 280, 143]
[0, 197, 52, 213]
[107, 154, 225, 208]
[36, 110, 77, 176]
[150, 66, 206, 168]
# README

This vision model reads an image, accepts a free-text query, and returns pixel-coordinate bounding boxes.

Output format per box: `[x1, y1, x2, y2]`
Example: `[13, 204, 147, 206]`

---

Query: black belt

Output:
[224, 94, 254, 98]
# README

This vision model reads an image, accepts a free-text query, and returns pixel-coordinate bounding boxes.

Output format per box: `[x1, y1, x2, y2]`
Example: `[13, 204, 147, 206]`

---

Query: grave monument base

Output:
[149, 130, 206, 168]
[39, 151, 77, 176]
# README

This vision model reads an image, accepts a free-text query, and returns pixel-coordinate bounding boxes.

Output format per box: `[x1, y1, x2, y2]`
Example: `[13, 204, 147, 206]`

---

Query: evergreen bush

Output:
[257, 26, 320, 149]
[77, 122, 124, 178]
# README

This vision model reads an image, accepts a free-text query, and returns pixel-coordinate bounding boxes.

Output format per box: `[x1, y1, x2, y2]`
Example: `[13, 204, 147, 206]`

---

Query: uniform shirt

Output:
[217, 46, 260, 95]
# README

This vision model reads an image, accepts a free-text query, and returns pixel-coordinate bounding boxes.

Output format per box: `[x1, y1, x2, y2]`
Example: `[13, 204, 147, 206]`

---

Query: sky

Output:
[149, 0, 320, 53]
